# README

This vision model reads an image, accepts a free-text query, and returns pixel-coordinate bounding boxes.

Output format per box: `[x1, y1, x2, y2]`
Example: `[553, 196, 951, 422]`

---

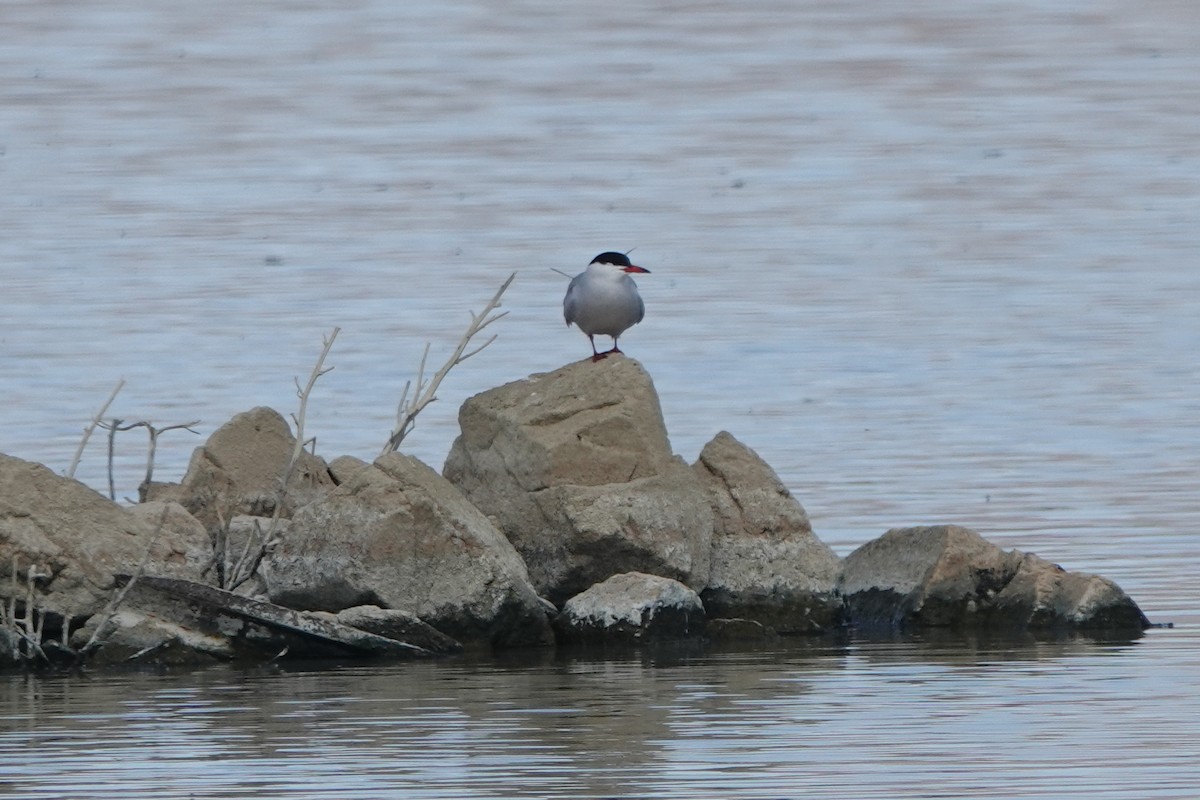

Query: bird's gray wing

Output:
[634, 292, 645, 324]
[563, 275, 581, 326]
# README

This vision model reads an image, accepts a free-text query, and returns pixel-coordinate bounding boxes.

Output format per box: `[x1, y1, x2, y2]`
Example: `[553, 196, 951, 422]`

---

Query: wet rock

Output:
[71, 607, 234, 666]
[265, 452, 553, 648]
[839, 525, 1150, 631]
[154, 407, 335, 531]
[554, 572, 706, 644]
[443, 357, 714, 604]
[693, 431, 843, 633]
[0, 454, 212, 625]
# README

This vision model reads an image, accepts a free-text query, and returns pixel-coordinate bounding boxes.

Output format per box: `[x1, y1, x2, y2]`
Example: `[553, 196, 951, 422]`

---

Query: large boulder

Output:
[554, 572, 706, 644]
[692, 431, 843, 633]
[839, 525, 1150, 631]
[264, 452, 553, 648]
[143, 406, 335, 531]
[0, 453, 211, 626]
[443, 357, 714, 605]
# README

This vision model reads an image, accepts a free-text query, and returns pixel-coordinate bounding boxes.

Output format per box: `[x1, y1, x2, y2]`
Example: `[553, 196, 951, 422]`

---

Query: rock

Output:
[265, 453, 553, 648]
[165, 407, 335, 531]
[443, 357, 714, 604]
[71, 607, 234, 666]
[328, 455, 371, 484]
[307, 606, 462, 655]
[554, 572, 706, 644]
[839, 525, 1150, 631]
[0, 454, 212, 627]
[693, 431, 843, 633]
[993, 552, 1151, 630]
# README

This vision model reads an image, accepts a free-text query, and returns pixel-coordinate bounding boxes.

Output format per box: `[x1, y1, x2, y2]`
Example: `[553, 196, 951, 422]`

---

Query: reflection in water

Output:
[3, 634, 1198, 799]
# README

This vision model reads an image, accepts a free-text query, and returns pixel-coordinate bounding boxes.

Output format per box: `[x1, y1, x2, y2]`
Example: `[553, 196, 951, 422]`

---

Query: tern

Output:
[563, 251, 651, 361]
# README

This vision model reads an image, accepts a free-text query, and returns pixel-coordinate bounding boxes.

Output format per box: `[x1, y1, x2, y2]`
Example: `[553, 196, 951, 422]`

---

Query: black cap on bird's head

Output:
[591, 251, 650, 274]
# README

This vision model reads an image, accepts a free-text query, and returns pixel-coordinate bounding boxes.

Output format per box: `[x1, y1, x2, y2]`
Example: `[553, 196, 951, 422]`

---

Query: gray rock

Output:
[693, 431, 843, 633]
[265, 452, 553, 648]
[0, 454, 212, 625]
[554, 572, 706, 643]
[158, 407, 335, 531]
[443, 357, 714, 604]
[839, 525, 1150, 631]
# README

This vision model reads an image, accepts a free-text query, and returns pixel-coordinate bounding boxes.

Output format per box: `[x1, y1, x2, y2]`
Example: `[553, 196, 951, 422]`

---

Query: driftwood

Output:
[115, 576, 450, 659]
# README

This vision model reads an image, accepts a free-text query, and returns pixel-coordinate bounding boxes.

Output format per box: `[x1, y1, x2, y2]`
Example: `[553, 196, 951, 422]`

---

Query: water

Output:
[2, 636, 1198, 799]
[1, 0, 1198, 796]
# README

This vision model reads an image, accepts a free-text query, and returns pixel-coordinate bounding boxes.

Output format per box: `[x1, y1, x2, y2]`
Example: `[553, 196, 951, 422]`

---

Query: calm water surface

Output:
[3, 635, 1199, 799]
[1, 0, 1198, 796]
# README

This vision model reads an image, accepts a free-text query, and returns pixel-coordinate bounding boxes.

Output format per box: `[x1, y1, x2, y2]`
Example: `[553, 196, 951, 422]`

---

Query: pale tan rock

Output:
[265, 452, 552, 648]
[169, 406, 335, 531]
[444, 357, 714, 604]
[693, 431, 842, 633]
[0, 454, 212, 623]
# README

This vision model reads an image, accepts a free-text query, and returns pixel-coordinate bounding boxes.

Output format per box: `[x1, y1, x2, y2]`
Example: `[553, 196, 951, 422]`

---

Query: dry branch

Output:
[381, 272, 516, 455]
[67, 378, 125, 478]
[98, 418, 202, 500]
[226, 327, 340, 591]
[2, 558, 51, 663]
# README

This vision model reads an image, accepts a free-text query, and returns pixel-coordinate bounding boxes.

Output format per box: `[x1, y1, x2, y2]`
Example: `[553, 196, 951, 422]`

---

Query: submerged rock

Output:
[839, 525, 1150, 631]
[693, 431, 842, 633]
[265, 452, 553, 648]
[554, 572, 706, 644]
[443, 357, 714, 605]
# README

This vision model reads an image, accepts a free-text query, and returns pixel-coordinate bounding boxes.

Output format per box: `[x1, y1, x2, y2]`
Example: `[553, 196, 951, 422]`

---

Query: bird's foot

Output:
[590, 352, 610, 362]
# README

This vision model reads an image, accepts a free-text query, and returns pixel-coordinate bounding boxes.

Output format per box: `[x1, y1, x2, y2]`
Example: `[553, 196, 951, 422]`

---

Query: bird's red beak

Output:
[623, 265, 650, 274]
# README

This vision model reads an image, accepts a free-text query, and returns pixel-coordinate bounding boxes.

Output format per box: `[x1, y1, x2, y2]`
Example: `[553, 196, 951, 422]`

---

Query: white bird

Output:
[563, 251, 651, 361]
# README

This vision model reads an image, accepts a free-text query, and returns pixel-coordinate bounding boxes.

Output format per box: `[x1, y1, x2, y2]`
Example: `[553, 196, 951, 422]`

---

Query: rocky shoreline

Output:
[1, 357, 1151, 669]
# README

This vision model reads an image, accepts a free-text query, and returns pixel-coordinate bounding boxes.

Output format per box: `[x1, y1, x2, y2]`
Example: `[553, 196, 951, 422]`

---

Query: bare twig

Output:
[67, 379, 125, 478]
[381, 272, 516, 455]
[105, 418, 124, 500]
[226, 327, 340, 591]
[138, 420, 201, 485]
[2, 558, 51, 663]
[287, 327, 339, 471]
[97, 418, 200, 500]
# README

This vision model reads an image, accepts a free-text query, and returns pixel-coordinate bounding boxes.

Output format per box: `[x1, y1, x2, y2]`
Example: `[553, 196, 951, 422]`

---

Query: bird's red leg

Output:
[589, 334, 608, 362]
[607, 337, 622, 355]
